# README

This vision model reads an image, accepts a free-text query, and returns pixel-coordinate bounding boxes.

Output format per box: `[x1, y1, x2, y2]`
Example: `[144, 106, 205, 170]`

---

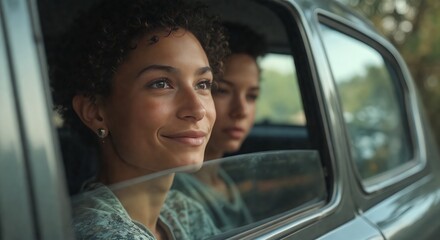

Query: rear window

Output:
[319, 23, 415, 185]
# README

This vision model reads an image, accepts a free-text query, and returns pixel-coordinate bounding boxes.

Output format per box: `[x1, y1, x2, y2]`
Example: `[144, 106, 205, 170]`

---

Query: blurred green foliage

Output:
[338, 65, 413, 178]
[338, 0, 440, 148]
[256, 69, 304, 124]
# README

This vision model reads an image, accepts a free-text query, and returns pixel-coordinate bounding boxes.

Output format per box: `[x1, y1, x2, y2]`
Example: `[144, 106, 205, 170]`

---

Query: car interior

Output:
[37, 0, 331, 236]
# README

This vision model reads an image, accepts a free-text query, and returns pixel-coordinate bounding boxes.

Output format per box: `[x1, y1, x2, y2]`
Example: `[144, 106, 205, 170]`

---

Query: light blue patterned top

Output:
[71, 183, 220, 239]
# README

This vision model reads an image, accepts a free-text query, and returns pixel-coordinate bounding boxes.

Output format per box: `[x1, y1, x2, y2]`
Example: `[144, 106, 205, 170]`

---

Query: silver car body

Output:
[1, 0, 439, 239]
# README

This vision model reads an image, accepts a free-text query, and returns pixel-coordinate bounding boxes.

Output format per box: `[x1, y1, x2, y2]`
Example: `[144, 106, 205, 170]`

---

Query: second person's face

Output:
[207, 53, 260, 156]
[101, 29, 216, 175]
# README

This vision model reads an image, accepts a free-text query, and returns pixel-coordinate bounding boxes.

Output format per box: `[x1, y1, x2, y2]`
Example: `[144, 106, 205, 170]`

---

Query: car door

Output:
[205, 0, 385, 238]
[0, 5, 37, 239]
[269, 1, 385, 239]
[2, 0, 438, 239]
[0, 0, 73, 239]
[317, 8, 440, 240]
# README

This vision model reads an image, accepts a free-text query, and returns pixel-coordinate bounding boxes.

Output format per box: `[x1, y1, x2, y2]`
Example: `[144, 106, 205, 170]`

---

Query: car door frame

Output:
[0, 0, 73, 239]
[316, 6, 440, 240]
[231, 0, 384, 239]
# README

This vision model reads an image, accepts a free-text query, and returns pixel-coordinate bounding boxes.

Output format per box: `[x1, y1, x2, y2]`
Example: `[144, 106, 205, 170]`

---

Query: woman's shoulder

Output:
[71, 184, 154, 240]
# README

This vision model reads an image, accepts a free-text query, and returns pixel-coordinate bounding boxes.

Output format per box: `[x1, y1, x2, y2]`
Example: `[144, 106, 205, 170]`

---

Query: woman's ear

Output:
[72, 95, 106, 132]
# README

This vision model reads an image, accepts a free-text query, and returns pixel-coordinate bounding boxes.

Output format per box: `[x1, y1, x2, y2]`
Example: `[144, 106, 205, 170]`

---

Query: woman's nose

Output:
[230, 95, 247, 119]
[177, 88, 207, 122]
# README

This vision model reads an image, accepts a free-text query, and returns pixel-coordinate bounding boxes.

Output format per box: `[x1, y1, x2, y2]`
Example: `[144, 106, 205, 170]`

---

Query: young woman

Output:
[49, 0, 228, 239]
[173, 22, 267, 231]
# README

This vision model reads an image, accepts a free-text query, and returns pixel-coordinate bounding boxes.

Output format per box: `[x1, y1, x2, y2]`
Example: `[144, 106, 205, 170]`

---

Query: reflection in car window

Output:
[172, 150, 327, 234]
[320, 24, 413, 180]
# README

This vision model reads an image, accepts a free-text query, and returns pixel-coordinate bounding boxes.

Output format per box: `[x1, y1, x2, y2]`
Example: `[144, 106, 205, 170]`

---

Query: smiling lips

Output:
[163, 131, 207, 146]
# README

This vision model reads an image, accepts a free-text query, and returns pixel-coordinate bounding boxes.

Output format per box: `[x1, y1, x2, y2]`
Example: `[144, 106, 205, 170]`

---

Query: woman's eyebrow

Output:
[136, 64, 177, 77]
[218, 79, 234, 86]
[136, 65, 211, 77]
[196, 66, 212, 76]
[249, 86, 260, 91]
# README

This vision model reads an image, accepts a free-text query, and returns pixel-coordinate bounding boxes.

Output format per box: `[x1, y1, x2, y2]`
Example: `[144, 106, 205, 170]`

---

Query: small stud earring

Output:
[97, 128, 107, 139]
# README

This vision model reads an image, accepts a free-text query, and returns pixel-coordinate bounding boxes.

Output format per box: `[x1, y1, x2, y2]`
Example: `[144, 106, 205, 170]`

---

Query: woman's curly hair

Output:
[48, 0, 229, 144]
[223, 21, 267, 60]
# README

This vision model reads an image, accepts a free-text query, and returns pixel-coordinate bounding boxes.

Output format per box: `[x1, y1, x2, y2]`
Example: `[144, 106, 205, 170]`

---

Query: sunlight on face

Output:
[207, 54, 260, 157]
[101, 29, 216, 176]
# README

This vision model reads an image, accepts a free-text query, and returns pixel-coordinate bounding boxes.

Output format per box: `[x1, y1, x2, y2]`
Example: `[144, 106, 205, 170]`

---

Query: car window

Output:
[37, 0, 331, 238]
[256, 53, 305, 125]
[237, 53, 311, 154]
[319, 24, 414, 182]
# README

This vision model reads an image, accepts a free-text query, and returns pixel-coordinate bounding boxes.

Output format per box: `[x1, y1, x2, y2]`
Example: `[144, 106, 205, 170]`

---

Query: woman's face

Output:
[101, 29, 216, 174]
[207, 53, 259, 156]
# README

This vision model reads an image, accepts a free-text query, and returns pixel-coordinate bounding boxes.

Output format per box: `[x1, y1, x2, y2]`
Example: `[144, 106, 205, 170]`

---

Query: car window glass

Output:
[218, 151, 326, 221]
[319, 24, 413, 180]
[237, 53, 311, 155]
[70, 150, 327, 236]
[256, 53, 305, 125]
[38, 0, 330, 238]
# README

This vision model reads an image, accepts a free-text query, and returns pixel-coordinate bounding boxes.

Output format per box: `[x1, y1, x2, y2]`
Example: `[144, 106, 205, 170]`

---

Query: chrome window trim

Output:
[1, 0, 73, 238]
[316, 10, 427, 194]
[0, 5, 36, 238]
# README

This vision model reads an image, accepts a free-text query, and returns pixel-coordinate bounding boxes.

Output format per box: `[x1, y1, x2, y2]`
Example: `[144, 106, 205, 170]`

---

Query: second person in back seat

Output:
[173, 22, 267, 232]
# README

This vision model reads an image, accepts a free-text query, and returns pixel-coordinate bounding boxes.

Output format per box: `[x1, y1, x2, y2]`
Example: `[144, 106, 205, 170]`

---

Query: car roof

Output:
[204, 0, 377, 53]
[38, 0, 377, 55]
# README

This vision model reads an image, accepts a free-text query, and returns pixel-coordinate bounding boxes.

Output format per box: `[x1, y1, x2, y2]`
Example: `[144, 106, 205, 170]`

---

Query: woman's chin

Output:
[224, 143, 242, 154]
[173, 157, 204, 173]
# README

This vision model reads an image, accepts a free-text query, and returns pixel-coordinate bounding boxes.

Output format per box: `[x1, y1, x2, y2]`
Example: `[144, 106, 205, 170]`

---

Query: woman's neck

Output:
[98, 139, 160, 185]
[204, 145, 224, 161]
[98, 144, 174, 239]
[193, 164, 221, 184]
[112, 174, 174, 239]
[194, 165, 231, 201]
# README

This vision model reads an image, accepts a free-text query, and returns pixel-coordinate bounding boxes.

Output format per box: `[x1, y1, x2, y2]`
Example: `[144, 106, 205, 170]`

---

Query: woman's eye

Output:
[148, 79, 172, 89]
[214, 88, 230, 95]
[196, 80, 213, 90]
[247, 93, 259, 101]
